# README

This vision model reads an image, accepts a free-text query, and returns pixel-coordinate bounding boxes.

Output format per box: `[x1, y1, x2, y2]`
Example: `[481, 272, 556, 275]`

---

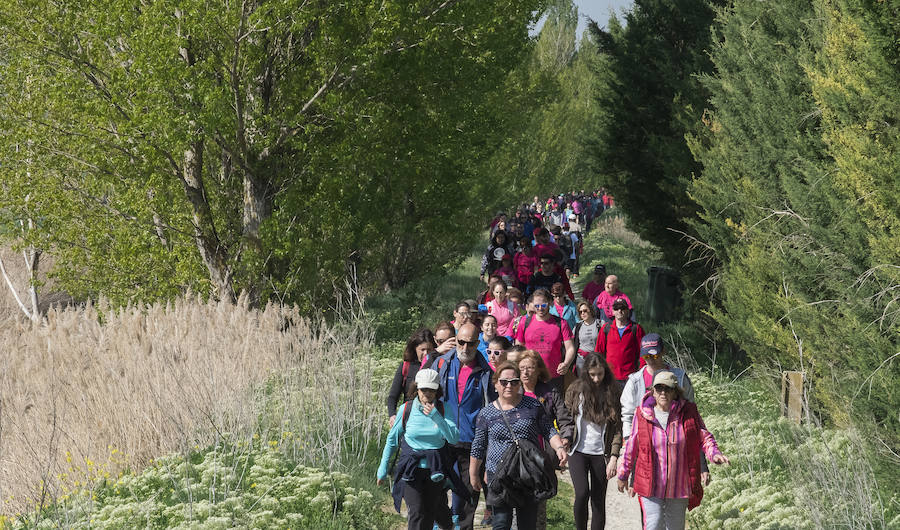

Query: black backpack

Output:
[487, 402, 558, 506]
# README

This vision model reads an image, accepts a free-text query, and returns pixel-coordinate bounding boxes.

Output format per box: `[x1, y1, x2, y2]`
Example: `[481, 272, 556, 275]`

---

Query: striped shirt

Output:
[617, 398, 721, 499]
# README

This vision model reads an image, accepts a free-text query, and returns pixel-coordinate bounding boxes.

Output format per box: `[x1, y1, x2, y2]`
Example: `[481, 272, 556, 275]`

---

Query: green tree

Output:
[688, 0, 899, 482]
[0, 0, 546, 307]
[483, 0, 603, 204]
[588, 0, 725, 269]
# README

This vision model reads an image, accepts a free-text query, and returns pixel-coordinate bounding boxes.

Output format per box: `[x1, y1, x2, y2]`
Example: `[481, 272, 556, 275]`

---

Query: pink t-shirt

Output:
[488, 299, 520, 337]
[515, 316, 573, 376]
[457, 363, 473, 402]
[582, 281, 603, 304]
[594, 291, 633, 320]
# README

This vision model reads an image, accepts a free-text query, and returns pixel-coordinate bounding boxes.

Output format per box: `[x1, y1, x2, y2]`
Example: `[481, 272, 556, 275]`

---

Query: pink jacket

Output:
[618, 392, 722, 503]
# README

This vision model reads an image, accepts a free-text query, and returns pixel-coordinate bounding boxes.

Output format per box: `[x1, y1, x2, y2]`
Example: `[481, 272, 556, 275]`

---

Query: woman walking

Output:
[617, 371, 729, 530]
[386, 329, 438, 427]
[378, 369, 463, 530]
[572, 301, 601, 374]
[563, 354, 623, 530]
[469, 362, 568, 530]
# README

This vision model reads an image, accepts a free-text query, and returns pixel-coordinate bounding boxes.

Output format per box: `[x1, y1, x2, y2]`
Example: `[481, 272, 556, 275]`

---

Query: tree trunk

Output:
[182, 141, 236, 302]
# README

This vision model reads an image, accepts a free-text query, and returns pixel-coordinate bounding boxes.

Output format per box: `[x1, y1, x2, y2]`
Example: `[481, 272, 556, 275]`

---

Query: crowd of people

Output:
[378, 191, 729, 530]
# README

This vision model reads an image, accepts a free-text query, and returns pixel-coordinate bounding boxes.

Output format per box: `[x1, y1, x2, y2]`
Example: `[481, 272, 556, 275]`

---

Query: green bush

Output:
[9, 445, 399, 529]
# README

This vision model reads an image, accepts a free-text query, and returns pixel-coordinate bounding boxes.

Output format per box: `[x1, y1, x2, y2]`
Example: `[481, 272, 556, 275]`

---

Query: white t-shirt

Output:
[574, 401, 607, 455]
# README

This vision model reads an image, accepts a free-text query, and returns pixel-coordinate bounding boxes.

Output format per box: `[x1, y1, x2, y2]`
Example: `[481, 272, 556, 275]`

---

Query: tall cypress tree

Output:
[589, 0, 725, 271]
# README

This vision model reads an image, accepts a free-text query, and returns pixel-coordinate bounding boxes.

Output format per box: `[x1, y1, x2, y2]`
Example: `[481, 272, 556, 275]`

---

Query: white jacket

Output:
[620, 365, 695, 439]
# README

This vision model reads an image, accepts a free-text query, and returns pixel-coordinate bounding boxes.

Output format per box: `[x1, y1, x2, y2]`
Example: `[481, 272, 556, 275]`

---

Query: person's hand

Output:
[422, 402, 434, 416]
[617, 478, 626, 493]
[712, 454, 730, 465]
[469, 470, 482, 492]
[376, 478, 384, 486]
[389, 415, 396, 428]
[555, 447, 568, 467]
[561, 438, 571, 449]
[605, 456, 618, 480]
[701, 471, 710, 486]
[436, 338, 456, 354]
[556, 362, 569, 376]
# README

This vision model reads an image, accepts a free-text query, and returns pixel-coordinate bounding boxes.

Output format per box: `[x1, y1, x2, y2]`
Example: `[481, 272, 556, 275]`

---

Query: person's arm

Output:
[606, 412, 624, 479]
[427, 405, 460, 445]
[376, 405, 405, 482]
[469, 412, 489, 491]
[697, 413, 728, 463]
[558, 339, 576, 376]
[616, 420, 639, 494]
[551, 387, 574, 445]
[385, 363, 404, 423]
[620, 378, 637, 441]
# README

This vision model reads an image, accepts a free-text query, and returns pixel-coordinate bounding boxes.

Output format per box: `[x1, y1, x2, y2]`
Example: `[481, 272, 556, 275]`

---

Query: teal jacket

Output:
[377, 398, 460, 480]
[551, 300, 579, 330]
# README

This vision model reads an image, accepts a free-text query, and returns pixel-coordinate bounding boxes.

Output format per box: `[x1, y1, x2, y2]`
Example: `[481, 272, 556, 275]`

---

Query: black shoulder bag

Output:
[487, 401, 558, 507]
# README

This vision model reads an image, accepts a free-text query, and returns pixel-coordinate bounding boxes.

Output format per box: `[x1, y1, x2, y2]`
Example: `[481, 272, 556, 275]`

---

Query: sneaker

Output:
[452, 514, 460, 530]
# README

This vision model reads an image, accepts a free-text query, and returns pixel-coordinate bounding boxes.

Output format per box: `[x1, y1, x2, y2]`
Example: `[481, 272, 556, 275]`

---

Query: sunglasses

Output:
[498, 378, 521, 387]
[613, 306, 628, 311]
[653, 385, 674, 393]
[487, 349, 505, 357]
[578, 309, 592, 314]
[534, 303, 549, 310]
[644, 353, 661, 360]
[457, 339, 479, 347]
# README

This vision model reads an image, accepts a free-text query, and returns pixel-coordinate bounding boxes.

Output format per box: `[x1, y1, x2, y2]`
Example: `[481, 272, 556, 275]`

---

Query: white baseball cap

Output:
[415, 368, 440, 390]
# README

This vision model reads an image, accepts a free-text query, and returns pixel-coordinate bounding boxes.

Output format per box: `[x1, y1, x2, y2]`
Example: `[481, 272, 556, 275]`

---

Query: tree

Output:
[0, 0, 546, 308]
[688, 0, 899, 473]
[588, 0, 725, 270]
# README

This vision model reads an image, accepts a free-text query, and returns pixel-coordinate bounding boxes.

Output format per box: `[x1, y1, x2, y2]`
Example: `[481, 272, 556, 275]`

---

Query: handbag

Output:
[487, 401, 558, 507]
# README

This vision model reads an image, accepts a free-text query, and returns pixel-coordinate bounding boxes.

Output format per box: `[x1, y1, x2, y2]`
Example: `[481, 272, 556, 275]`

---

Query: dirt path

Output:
[557, 468, 642, 529]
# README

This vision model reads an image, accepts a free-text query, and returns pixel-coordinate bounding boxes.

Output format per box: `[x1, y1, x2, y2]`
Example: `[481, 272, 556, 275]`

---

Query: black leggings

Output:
[568, 451, 608, 530]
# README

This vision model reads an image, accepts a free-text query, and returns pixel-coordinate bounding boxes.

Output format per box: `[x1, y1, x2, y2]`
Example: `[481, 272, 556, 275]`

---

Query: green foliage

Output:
[587, 0, 725, 271]
[8, 445, 398, 529]
[687, 0, 899, 472]
[0, 0, 547, 308]
[482, 0, 604, 202]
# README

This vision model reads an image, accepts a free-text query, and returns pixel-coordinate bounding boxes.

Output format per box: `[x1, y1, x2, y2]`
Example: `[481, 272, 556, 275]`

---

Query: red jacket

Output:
[594, 321, 645, 380]
[632, 398, 705, 509]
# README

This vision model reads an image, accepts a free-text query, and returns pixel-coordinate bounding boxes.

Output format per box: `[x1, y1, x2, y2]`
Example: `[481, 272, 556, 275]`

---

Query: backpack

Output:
[487, 402, 558, 506]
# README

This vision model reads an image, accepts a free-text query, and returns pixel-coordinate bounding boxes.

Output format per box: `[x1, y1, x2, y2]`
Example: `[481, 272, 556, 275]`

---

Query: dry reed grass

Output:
[0, 292, 381, 515]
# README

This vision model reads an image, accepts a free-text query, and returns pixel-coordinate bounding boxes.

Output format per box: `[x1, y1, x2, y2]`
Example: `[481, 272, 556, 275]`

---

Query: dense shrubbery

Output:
[5, 445, 393, 529]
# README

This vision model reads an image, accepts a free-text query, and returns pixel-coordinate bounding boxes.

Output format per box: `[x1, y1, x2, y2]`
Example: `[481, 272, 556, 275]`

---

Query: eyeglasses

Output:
[457, 339, 479, 347]
[578, 309, 591, 314]
[534, 303, 549, 310]
[644, 353, 661, 360]
[498, 378, 521, 387]
[653, 385, 674, 394]
[487, 349, 504, 357]
[613, 306, 628, 312]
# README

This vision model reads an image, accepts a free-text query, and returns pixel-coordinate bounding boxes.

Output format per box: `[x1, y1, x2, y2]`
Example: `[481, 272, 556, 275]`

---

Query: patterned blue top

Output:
[470, 396, 558, 474]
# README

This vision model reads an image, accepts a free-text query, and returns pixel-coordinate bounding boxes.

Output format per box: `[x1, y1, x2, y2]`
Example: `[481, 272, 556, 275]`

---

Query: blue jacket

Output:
[435, 350, 496, 444]
[550, 300, 579, 330]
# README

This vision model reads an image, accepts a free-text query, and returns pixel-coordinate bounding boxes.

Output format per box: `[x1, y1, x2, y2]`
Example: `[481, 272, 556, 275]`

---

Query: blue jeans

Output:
[491, 500, 538, 530]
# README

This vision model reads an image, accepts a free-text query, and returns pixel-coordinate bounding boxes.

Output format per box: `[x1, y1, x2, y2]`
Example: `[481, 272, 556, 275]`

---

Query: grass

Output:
[2, 208, 895, 528]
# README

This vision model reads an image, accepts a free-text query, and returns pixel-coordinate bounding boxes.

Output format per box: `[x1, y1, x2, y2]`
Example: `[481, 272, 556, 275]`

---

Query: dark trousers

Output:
[491, 500, 539, 530]
[404, 468, 452, 530]
[448, 443, 479, 530]
[569, 451, 609, 530]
